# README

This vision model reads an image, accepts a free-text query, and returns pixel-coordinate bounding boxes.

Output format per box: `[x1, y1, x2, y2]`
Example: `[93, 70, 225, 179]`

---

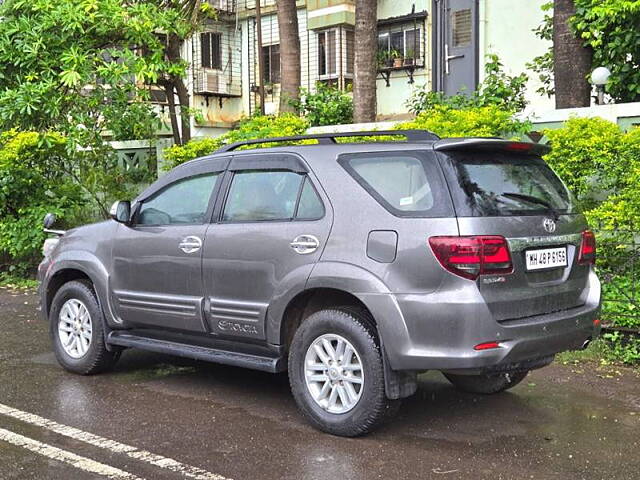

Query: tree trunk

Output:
[163, 82, 182, 145]
[553, 0, 592, 108]
[165, 34, 192, 144]
[353, 0, 378, 123]
[276, 0, 301, 113]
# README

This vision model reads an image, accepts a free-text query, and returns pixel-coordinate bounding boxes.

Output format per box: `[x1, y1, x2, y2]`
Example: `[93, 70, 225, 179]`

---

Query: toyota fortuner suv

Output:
[38, 130, 601, 437]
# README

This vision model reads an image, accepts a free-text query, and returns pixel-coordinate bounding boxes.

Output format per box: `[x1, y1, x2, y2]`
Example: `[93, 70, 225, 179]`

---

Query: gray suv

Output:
[38, 130, 601, 436]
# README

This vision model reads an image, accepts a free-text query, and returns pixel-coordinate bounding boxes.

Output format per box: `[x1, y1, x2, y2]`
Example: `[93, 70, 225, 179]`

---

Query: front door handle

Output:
[290, 235, 320, 255]
[179, 236, 202, 254]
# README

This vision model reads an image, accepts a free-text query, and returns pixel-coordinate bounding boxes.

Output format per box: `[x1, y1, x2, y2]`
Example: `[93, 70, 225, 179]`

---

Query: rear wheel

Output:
[50, 280, 120, 375]
[288, 308, 392, 437]
[444, 371, 529, 395]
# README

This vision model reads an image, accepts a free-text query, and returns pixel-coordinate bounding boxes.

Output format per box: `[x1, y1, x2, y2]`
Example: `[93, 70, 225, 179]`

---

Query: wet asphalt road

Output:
[0, 288, 639, 480]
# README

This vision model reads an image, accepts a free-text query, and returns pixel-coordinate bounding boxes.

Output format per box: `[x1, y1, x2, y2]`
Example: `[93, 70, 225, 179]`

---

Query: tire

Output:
[49, 280, 120, 375]
[288, 308, 392, 437]
[444, 370, 529, 395]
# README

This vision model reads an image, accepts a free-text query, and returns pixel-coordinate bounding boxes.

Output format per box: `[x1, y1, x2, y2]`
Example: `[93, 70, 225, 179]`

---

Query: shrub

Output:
[292, 83, 353, 127]
[397, 105, 531, 139]
[543, 117, 625, 211]
[0, 131, 86, 271]
[407, 54, 529, 115]
[163, 114, 309, 169]
[543, 119, 640, 363]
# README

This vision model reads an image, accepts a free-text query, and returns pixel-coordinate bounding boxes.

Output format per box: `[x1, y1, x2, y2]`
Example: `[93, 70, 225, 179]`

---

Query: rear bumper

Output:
[362, 269, 601, 373]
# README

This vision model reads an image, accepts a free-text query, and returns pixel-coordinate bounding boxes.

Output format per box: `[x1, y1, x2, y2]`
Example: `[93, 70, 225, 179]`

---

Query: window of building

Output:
[317, 27, 354, 87]
[345, 30, 354, 75]
[378, 25, 422, 60]
[201, 32, 222, 69]
[318, 30, 337, 77]
[262, 44, 281, 84]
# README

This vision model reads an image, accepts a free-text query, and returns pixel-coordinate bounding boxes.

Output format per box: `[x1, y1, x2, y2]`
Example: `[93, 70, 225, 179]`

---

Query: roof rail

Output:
[215, 130, 440, 153]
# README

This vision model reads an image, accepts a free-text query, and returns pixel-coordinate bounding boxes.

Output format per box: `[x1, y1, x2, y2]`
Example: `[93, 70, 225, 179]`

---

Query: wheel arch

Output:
[43, 253, 111, 323]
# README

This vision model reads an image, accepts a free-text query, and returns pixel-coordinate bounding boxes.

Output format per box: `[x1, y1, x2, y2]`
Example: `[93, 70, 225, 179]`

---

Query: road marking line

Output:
[0, 427, 142, 480]
[0, 403, 230, 480]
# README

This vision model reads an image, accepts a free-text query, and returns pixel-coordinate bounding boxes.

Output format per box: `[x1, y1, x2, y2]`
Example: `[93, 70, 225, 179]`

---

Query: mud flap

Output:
[381, 343, 417, 400]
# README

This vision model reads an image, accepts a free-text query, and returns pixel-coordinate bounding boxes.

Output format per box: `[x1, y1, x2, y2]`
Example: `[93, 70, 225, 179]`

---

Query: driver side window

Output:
[136, 173, 219, 226]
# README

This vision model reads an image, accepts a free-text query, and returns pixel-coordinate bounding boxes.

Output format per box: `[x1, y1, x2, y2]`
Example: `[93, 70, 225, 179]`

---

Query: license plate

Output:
[525, 247, 568, 271]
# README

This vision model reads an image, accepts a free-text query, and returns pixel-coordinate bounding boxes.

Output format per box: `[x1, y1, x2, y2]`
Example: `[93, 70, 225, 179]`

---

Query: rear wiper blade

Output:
[500, 193, 560, 218]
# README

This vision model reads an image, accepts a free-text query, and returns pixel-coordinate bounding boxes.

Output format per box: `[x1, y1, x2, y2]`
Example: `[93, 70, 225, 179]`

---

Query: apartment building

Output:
[173, 0, 552, 138]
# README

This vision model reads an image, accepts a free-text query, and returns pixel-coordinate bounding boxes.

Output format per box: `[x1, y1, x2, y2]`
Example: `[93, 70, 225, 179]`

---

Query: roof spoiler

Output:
[434, 138, 551, 156]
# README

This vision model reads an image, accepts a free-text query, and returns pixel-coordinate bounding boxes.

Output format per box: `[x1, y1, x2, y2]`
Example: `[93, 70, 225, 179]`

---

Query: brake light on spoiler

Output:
[429, 236, 513, 281]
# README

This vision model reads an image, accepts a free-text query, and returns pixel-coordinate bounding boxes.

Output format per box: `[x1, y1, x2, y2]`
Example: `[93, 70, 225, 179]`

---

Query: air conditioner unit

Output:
[207, 0, 232, 12]
[196, 71, 231, 95]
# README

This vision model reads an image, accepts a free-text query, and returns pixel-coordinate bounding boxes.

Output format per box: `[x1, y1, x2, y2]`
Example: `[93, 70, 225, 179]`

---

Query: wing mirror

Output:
[110, 201, 131, 224]
[42, 213, 66, 236]
[43, 213, 56, 229]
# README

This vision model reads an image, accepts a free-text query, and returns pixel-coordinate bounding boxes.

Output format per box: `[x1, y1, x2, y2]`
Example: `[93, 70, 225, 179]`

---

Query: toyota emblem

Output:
[543, 218, 557, 233]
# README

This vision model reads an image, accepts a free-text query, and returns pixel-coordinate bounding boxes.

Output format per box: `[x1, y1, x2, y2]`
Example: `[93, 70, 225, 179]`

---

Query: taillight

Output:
[579, 230, 596, 265]
[429, 236, 513, 280]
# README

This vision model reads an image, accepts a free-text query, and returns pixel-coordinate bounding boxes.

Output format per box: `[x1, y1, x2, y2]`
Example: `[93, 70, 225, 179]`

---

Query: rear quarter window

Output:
[338, 151, 453, 217]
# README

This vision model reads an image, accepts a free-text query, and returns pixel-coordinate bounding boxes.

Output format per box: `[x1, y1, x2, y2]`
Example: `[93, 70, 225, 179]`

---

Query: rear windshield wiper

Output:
[500, 193, 560, 219]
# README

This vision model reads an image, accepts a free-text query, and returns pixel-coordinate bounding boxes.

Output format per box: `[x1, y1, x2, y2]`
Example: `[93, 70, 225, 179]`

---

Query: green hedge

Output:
[163, 114, 309, 170]
[0, 131, 84, 277]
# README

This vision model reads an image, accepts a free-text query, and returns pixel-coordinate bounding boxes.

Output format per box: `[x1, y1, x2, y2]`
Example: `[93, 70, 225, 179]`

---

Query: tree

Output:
[276, 0, 301, 113]
[0, 0, 188, 215]
[553, 0, 592, 108]
[573, 0, 640, 103]
[353, 0, 378, 122]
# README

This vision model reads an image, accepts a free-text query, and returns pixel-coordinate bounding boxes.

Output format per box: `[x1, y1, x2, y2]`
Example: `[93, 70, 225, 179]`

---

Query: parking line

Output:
[0, 427, 142, 480]
[0, 403, 230, 480]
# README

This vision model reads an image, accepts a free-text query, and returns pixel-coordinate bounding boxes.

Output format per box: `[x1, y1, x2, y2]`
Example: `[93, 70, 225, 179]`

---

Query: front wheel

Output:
[288, 308, 392, 437]
[444, 371, 529, 395]
[50, 280, 120, 375]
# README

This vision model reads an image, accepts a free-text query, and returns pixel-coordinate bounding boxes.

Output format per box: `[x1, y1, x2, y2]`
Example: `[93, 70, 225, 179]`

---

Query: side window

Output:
[295, 177, 325, 220]
[223, 171, 303, 222]
[222, 171, 325, 223]
[136, 173, 219, 226]
[348, 155, 434, 212]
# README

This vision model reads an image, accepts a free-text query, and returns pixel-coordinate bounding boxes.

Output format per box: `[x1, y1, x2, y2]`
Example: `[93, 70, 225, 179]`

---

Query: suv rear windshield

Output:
[441, 151, 577, 217]
[339, 151, 453, 217]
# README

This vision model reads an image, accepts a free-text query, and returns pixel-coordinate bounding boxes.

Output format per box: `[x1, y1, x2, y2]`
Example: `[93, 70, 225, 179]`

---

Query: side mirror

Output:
[43, 213, 56, 229]
[109, 201, 131, 224]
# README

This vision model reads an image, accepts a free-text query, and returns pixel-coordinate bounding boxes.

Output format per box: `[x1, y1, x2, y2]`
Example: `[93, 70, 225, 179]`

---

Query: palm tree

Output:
[276, 0, 301, 113]
[553, 0, 592, 108]
[353, 0, 378, 123]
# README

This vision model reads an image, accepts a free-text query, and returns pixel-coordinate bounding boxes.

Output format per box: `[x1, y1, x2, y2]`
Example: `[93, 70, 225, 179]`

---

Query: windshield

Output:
[444, 152, 577, 217]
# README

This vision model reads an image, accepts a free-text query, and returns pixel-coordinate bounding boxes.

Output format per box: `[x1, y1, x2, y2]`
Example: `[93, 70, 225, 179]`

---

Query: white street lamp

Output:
[591, 67, 612, 105]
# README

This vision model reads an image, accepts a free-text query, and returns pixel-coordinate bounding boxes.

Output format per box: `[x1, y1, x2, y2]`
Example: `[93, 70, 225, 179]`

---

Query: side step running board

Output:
[107, 332, 286, 373]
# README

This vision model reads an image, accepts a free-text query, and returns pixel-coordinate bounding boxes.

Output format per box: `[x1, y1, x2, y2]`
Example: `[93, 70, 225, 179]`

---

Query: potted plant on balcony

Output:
[404, 48, 416, 67]
[376, 50, 391, 70]
[390, 49, 403, 68]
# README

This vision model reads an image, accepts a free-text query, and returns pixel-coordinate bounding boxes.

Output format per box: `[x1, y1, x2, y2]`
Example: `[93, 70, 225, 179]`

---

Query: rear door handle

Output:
[179, 236, 202, 254]
[290, 235, 320, 255]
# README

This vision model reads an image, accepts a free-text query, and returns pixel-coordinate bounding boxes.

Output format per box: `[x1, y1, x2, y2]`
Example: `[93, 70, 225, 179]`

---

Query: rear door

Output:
[438, 149, 589, 322]
[202, 153, 332, 341]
